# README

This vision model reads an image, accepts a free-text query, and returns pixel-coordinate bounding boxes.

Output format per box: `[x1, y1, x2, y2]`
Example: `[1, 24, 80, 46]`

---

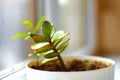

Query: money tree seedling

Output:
[13, 16, 70, 70]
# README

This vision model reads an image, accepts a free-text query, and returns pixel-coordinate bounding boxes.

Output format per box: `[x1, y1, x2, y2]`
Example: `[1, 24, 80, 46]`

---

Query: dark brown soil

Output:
[31, 59, 111, 72]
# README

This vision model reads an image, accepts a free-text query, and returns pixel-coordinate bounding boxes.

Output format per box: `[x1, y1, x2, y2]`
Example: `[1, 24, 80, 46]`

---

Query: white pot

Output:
[26, 55, 115, 80]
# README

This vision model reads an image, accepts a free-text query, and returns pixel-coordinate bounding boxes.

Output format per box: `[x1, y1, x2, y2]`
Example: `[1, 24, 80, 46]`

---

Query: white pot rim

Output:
[26, 55, 115, 73]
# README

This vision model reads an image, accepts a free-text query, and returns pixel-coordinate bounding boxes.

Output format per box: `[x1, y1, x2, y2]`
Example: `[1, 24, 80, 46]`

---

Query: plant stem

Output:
[35, 54, 40, 68]
[36, 58, 39, 68]
[49, 39, 67, 70]
[53, 48, 67, 70]
[57, 54, 67, 70]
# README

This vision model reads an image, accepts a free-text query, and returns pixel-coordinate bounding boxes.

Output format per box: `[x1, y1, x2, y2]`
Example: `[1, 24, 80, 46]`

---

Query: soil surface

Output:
[31, 59, 111, 71]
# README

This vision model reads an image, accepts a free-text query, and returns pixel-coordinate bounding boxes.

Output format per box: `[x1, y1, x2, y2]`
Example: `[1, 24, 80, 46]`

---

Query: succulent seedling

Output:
[13, 16, 70, 70]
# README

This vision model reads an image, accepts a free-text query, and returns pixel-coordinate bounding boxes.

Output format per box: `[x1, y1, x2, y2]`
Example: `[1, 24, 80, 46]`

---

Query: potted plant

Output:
[13, 16, 115, 80]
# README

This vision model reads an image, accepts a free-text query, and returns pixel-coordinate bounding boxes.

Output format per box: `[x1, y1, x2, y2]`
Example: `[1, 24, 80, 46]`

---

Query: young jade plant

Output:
[13, 16, 70, 70]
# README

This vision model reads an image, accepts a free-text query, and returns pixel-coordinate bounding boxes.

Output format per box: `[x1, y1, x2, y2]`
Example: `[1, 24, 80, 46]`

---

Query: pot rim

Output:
[26, 55, 115, 73]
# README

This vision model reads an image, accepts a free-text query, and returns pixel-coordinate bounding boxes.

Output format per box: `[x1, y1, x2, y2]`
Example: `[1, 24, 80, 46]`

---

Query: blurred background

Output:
[0, 0, 120, 71]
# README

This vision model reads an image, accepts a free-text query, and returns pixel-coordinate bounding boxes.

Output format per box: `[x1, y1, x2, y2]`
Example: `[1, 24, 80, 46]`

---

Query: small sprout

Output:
[13, 16, 70, 70]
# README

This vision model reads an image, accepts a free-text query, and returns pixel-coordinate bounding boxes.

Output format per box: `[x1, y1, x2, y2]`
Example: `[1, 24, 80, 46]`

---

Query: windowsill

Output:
[0, 60, 28, 80]
[1, 68, 26, 80]
[0, 57, 120, 80]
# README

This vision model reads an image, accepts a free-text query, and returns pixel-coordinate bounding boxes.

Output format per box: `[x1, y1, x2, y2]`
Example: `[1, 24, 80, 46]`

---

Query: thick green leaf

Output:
[41, 57, 58, 64]
[42, 21, 53, 37]
[31, 42, 49, 49]
[57, 32, 69, 39]
[52, 31, 66, 42]
[59, 43, 69, 53]
[57, 39, 70, 53]
[12, 33, 28, 39]
[40, 50, 53, 56]
[45, 52, 58, 58]
[50, 25, 56, 38]
[31, 36, 48, 43]
[33, 16, 47, 33]
[53, 38, 63, 47]
[22, 20, 33, 29]
[33, 45, 53, 53]
[53, 32, 69, 46]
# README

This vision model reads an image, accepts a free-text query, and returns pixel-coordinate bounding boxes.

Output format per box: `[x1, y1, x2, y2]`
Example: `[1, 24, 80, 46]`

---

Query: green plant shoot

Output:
[13, 16, 70, 70]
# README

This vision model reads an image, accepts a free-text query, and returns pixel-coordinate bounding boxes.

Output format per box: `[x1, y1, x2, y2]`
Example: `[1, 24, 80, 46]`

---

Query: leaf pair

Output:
[51, 31, 70, 53]
[31, 41, 58, 64]
[12, 16, 47, 40]
[13, 16, 70, 68]
[30, 21, 69, 64]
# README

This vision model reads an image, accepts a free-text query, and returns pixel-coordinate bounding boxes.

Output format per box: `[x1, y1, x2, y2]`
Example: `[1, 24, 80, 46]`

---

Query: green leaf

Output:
[33, 16, 47, 33]
[59, 43, 69, 53]
[31, 42, 49, 50]
[41, 57, 58, 64]
[50, 25, 56, 38]
[40, 50, 53, 56]
[45, 52, 58, 58]
[57, 39, 70, 53]
[22, 20, 33, 30]
[12, 33, 28, 39]
[34, 45, 53, 53]
[51, 31, 64, 41]
[42, 21, 53, 37]
[53, 32, 69, 46]
[28, 32, 48, 43]
[31, 36, 48, 43]
[53, 38, 63, 47]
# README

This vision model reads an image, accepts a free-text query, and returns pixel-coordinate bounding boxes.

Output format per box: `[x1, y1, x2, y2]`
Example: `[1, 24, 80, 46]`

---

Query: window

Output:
[0, 0, 31, 70]
[0, 0, 95, 70]
[0, 1, 120, 80]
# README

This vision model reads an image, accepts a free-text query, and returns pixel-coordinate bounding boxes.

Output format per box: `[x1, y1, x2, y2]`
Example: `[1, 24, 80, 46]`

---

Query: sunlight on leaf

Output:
[52, 30, 64, 41]
[41, 50, 54, 56]
[31, 42, 50, 50]
[35, 45, 53, 53]
[50, 25, 56, 38]
[57, 39, 70, 53]
[41, 57, 58, 64]
[53, 32, 69, 46]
